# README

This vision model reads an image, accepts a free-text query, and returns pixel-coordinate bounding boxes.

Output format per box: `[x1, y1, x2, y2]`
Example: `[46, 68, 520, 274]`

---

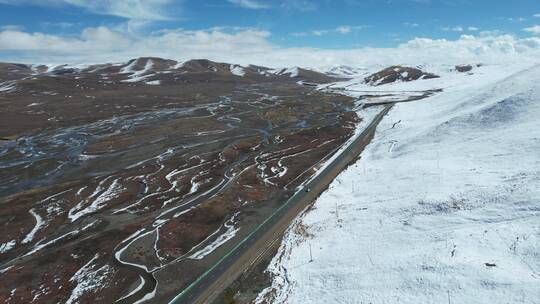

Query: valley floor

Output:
[256, 63, 540, 304]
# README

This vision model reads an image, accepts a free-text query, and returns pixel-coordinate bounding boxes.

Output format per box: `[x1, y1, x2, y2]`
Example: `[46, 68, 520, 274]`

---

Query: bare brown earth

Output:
[365, 65, 439, 86]
[0, 58, 360, 303]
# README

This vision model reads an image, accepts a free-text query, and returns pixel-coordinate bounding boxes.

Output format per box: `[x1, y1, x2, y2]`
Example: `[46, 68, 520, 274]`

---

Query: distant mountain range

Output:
[1, 57, 479, 90]
[0, 57, 341, 85]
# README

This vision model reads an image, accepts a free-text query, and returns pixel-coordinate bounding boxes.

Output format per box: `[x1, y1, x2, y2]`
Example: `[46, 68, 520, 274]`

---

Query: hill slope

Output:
[257, 63, 540, 304]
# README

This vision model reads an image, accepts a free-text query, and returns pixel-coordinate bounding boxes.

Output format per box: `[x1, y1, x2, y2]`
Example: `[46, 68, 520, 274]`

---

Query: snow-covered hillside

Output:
[257, 63, 540, 304]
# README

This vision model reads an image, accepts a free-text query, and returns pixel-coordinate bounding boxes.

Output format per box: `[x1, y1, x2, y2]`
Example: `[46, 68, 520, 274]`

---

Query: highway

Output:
[169, 103, 394, 304]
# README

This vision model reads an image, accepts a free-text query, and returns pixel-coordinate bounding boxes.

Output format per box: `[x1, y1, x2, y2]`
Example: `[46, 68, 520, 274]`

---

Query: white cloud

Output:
[479, 30, 504, 37]
[291, 32, 308, 37]
[296, 25, 366, 37]
[524, 25, 540, 35]
[442, 26, 464, 32]
[1, 25, 24, 31]
[41, 21, 76, 29]
[280, 0, 317, 12]
[468, 26, 479, 32]
[312, 30, 328, 36]
[506, 17, 526, 22]
[1, 27, 539, 68]
[535, 13, 540, 18]
[336, 26, 351, 34]
[403, 22, 420, 27]
[227, 0, 269, 9]
[0, 26, 131, 53]
[0, 27, 272, 64]
[0, 0, 174, 21]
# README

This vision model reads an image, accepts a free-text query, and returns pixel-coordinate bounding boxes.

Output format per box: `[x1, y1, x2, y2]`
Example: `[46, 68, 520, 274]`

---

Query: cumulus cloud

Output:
[0, 27, 273, 64]
[227, 0, 270, 9]
[524, 25, 540, 34]
[0, 0, 174, 21]
[0, 26, 539, 68]
[401, 35, 540, 58]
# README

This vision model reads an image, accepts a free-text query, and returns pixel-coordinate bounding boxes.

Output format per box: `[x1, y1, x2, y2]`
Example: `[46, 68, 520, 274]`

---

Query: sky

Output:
[0, 0, 539, 67]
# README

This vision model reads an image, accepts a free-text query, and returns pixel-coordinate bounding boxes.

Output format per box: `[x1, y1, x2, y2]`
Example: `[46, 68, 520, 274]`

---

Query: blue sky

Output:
[1, 0, 539, 48]
[0, 0, 539, 65]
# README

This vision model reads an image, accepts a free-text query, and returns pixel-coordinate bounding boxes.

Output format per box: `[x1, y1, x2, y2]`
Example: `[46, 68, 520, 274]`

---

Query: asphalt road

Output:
[168, 104, 394, 304]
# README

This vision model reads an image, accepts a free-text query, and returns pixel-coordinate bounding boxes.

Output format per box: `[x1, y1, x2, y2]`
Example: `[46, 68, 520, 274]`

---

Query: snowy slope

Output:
[230, 64, 246, 76]
[313, 65, 368, 78]
[257, 63, 540, 304]
[263, 67, 300, 78]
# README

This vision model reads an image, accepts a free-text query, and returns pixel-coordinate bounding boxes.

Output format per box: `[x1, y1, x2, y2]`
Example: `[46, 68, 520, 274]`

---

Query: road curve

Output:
[169, 104, 394, 304]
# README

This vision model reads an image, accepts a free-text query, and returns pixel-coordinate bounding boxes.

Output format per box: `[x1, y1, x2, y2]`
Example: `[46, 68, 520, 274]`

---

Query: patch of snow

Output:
[230, 64, 246, 76]
[30, 64, 47, 74]
[116, 275, 145, 302]
[145, 80, 160, 85]
[22, 208, 45, 244]
[0, 81, 17, 93]
[313, 65, 367, 77]
[24, 220, 98, 257]
[284, 67, 299, 77]
[133, 282, 157, 304]
[114, 229, 155, 272]
[123, 73, 155, 83]
[69, 178, 125, 222]
[57, 63, 90, 70]
[87, 177, 112, 199]
[0, 266, 13, 273]
[154, 227, 163, 263]
[173, 61, 185, 69]
[170, 206, 194, 219]
[119, 59, 138, 74]
[76, 186, 88, 197]
[121, 59, 154, 83]
[46, 203, 63, 216]
[0, 240, 16, 253]
[264, 67, 300, 78]
[189, 214, 239, 260]
[66, 254, 115, 304]
[188, 175, 201, 195]
[78, 153, 98, 161]
[112, 228, 159, 304]
[277, 67, 299, 77]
